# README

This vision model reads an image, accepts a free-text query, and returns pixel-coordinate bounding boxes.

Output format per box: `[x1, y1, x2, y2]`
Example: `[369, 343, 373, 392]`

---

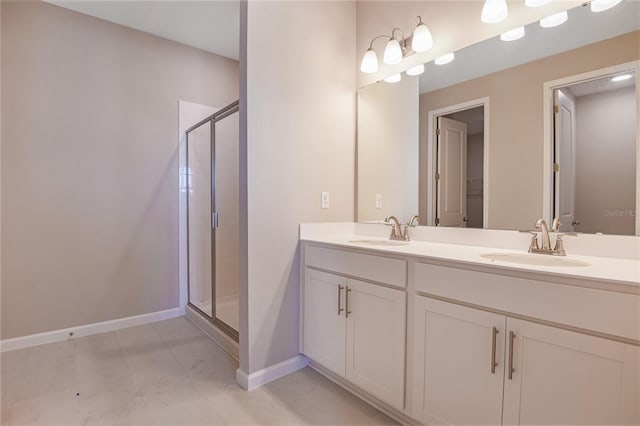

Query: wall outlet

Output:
[375, 193, 383, 209]
[321, 191, 330, 209]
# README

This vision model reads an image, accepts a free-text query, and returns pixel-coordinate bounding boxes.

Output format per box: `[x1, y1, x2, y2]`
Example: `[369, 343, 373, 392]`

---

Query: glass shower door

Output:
[187, 121, 213, 318]
[186, 101, 239, 340]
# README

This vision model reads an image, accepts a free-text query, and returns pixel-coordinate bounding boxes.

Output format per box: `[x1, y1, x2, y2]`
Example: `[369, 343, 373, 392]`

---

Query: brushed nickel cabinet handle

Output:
[491, 326, 499, 374]
[508, 330, 516, 380]
[337, 285, 344, 316]
[345, 287, 352, 318]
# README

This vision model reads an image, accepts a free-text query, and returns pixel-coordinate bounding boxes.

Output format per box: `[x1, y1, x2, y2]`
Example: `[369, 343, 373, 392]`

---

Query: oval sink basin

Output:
[481, 253, 590, 267]
[348, 239, 410, 247]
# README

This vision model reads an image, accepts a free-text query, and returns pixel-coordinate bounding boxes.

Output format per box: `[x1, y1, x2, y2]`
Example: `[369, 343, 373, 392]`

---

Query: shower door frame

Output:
[185, 100, 240, 342]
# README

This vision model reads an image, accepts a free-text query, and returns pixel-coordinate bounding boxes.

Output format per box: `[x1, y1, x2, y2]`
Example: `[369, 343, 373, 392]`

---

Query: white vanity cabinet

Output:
[302, 245, 407, 410]
[412, 262, 640, 426]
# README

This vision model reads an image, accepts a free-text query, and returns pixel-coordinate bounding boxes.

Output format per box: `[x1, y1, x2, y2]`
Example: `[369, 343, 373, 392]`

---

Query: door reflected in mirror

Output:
[553, 71, 637, 235]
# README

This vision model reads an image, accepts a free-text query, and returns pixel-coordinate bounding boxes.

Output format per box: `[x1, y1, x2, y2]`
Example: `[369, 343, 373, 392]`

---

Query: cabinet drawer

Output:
[414, 262, 640, 341]
[306, 245, 407, 289]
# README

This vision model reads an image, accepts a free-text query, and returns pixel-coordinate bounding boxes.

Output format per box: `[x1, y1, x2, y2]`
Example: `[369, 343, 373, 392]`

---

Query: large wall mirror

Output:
[357, 1, 639, 235]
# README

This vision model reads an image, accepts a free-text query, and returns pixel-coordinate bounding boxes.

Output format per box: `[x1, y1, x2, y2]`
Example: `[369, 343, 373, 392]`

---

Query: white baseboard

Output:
[236, 354, 309, 391]
[0, 308, 181, 352]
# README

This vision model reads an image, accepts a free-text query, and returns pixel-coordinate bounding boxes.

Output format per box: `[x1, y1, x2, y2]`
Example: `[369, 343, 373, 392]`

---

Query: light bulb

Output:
[525, 0, 552, 6]
[590, 0, 622, 12]
[500, 26, 525, 41]
[383, 38, 403, 65]
[384, 73, 401, 83]
[360, 48, 379, 74]
[406, 64, 425, 76]
[540, 10, 568, 28]
[434, 53, 455, 65]
[611, 74, 633, 82]
[412, 22, 433, 53]
[481, 0, 508, 23]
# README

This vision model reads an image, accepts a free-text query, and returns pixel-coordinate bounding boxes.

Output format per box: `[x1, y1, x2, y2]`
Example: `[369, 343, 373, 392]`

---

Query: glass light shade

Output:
[525, 0, 552, 7]
[360, 48, 379, 74]
[434, 53, 455, 65]
[383, 38, 403, 65]
[406, 64, 425, 76]
[590, 0, 622, 12]
[411, 23, 433, 52]
[540, 11, 568, 27]
[611, 74, 633, 82]
[384, 73, 401, 83]
[481, 0, 508, 23]
[500, 26, 525, 41]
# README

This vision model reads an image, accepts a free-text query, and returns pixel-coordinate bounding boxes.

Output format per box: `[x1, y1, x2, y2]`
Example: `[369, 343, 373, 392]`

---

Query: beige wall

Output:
[575, 86, 636, 235]
[242, 0, 356, 374]
[356, 0, 580, 87]
[419, 32, 639, 230]
[358, 77, 419, 222]
[1, 0, 239, 339]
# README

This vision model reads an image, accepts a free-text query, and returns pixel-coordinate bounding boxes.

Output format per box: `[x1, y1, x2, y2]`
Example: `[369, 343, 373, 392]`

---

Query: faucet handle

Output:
[527, 231, 539, 253]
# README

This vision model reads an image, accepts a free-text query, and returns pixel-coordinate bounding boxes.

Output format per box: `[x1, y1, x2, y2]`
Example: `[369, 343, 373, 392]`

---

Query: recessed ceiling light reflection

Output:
[500, 26, 525, 41]
[434, 53, 455, 65]
[406, 64, 425, 76]
[611, 74, 633, 82]
[540, 10, 568, 28]
[384, 73, 402, 83]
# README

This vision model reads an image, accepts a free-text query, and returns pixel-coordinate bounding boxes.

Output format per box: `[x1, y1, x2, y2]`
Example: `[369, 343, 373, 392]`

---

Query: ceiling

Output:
[566, 71, 636, 97]
[44, 0, 240, 60]
[419, 1, 640, 93]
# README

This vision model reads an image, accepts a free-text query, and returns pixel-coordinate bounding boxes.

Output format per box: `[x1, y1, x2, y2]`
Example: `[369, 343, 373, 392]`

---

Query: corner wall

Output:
[1, 1, 238, 339]
[242, 0, 356, 374]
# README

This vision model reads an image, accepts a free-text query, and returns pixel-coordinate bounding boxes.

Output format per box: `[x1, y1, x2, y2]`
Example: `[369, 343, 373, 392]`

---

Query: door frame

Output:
[542, 61, 640, 235]
[427, 97, 490, 228]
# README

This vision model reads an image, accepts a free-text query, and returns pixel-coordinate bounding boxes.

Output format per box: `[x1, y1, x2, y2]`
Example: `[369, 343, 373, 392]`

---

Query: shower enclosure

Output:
[185, 100, 239, 340]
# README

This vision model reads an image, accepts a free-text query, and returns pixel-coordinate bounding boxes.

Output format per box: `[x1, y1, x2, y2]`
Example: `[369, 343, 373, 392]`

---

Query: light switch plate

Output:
[376, 193, 383, 209]
[321, 191, 330, 209]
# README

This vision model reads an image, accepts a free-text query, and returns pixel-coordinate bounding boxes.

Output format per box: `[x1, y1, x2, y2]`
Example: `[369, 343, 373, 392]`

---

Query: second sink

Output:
[481, 252, 590, 267]
[349, 239, 410, 247]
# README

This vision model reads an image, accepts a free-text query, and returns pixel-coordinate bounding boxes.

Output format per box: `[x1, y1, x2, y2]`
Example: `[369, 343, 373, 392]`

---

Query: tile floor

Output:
[1, 317, 397, 425]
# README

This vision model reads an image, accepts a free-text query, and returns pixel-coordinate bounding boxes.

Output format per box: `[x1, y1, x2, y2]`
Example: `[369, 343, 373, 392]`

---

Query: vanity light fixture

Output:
[540, 10, 568, 28]
[360, 16, 435, 74]
[525, 0, 552, 7]
[500, 26, 525, 41]
[384, 73, 402, 83]
[383, 29, 404, 65]
[611, 74, 633, 82]
[412, 16, 434, 52]
[406, 64, 425, 76]
[590, 0, 622, 12]
[481, 0, 508, 24]
[434, 53, 455, 65]
[360, 47, 380, 74]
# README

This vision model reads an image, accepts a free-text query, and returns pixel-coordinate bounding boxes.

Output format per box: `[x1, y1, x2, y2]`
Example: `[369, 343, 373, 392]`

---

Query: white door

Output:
[437, 117, 468, 227]
[302, 268, 346, 377]
[554, 89, 577, 232]
[345, 279, 406, 410]
[503, 318, 639, 425]
[412, 297, 505, 425]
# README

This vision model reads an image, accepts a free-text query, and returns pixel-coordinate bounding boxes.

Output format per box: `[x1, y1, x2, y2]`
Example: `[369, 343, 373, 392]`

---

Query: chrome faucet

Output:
[385, 215, 420, 241]
[385, 216, 404, 240]
[526, 218, 575, 256]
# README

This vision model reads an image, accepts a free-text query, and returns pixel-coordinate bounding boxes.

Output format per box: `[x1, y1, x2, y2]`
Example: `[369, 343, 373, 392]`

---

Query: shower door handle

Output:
[212, 212, 219, 229]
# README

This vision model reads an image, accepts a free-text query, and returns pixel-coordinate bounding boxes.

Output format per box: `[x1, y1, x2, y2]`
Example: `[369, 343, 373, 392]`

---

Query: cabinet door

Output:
[302, 268, 346, 376]
[412, 297, 505, 425]
[503, 318, 640, 425]
[345, 279, 406, 410]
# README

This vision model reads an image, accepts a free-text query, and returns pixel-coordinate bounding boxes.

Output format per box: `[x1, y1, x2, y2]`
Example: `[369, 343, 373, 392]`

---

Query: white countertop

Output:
[301, 234, 640, 294]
